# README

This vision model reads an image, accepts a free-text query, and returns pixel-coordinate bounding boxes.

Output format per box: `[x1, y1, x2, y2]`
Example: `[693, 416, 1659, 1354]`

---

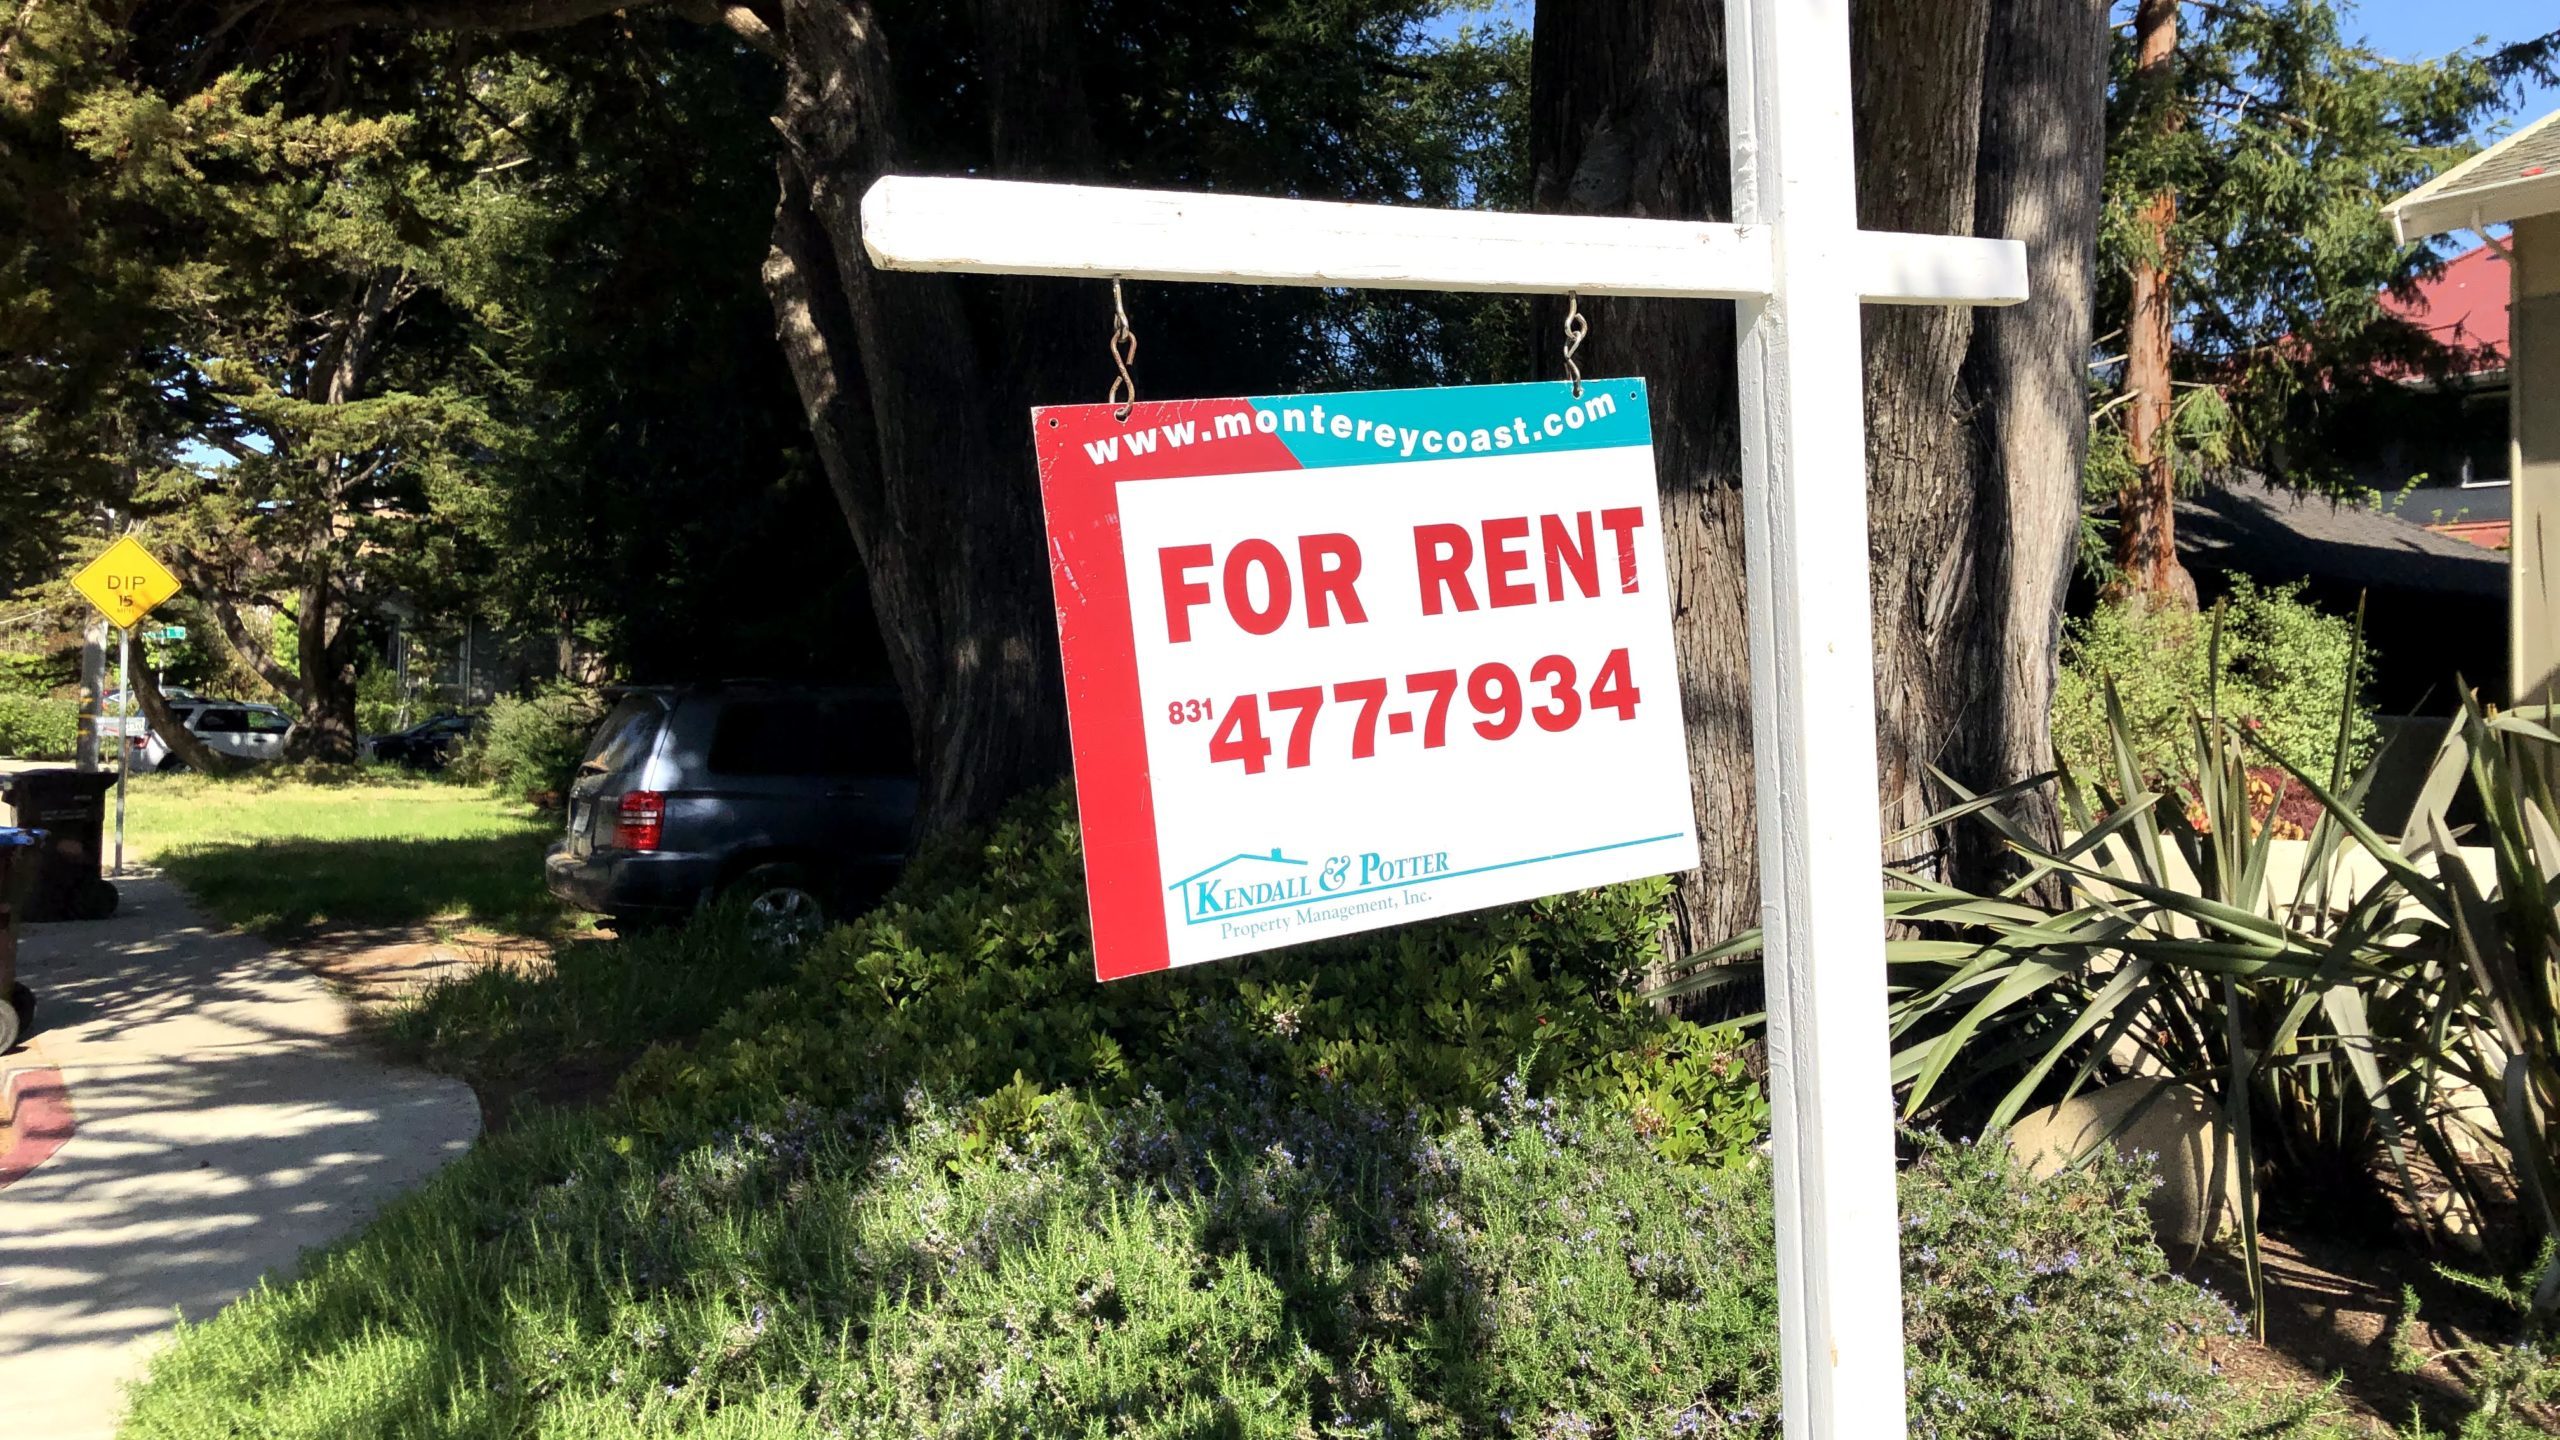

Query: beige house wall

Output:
[2515, 214, 2560, 701]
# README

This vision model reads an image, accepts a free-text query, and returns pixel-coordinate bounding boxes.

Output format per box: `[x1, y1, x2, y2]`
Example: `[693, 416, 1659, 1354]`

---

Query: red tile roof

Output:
[2381, 244, 2508, 373]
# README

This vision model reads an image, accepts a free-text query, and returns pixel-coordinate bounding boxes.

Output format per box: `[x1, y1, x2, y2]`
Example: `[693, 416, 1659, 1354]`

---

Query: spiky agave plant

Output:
[1656, 603, 2560, 1321]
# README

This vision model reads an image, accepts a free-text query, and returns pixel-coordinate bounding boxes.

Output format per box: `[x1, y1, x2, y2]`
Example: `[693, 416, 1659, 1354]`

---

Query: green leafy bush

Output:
[451, 681, 602, 801]
[624, 788, 1766, 1163]
[354, 662, 410, 739]
[0, 648, 74, 698]
[120, 1083, 2324, 1440]
[0, 692, 78, 759]
[2051, 578, 2376, 786]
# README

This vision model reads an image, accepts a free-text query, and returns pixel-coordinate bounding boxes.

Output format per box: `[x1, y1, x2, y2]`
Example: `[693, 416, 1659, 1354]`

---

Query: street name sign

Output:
[72, 537, 181, 631]
[861, 2, 2029, 1433]
[1035, 379, 1698, 980]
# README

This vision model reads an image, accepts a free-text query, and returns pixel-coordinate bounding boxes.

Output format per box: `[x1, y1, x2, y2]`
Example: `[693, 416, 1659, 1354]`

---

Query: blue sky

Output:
[2346, 0, 2557, 135]
[1429, 2, 2555, 131]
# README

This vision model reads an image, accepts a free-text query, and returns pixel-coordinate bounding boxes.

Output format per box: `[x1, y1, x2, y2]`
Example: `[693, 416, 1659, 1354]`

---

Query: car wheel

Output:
[731, 864, 828, 950]
[73, 878, 118, 921]
[4, 983, 32, 1052]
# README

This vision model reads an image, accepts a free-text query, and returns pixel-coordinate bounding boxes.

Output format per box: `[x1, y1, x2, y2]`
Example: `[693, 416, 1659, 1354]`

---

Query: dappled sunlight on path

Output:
[0, 874, 479, 1440]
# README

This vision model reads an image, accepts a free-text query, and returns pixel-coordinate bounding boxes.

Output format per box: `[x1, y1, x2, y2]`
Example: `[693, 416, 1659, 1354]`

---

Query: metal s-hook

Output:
[1562, 292, 1589, 399]
[1108, 278, 1138, 421]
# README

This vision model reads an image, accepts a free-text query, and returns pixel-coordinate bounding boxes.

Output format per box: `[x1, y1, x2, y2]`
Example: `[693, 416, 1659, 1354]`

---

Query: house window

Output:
[2460, 385, 2511, 487]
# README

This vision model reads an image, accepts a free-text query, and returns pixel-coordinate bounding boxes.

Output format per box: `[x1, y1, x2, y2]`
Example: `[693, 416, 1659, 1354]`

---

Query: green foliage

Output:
[0, 647, 76, 697]
[383, 904, 796, 1084]
[0, 693, 78, 759]
[450, 682, 602, 803]
[2094, 2, 2557, 494]
[1685, 670, 2560, 1351]
[2052, 580, 2377, 786]
[353, 661, 407, 739]
[2389, 1260, 2560, 1440]
[0, 3, 161, 596]
[2079, 384, 2234, 579]
[623, 788, 1764, 1162]
[1899, 1131, 2304, 1438]
[118, 1077, 2318, 1440]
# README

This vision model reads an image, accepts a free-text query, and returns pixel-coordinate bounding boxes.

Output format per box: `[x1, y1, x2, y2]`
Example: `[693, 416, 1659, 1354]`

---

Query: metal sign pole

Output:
[115, 625, 131, 878]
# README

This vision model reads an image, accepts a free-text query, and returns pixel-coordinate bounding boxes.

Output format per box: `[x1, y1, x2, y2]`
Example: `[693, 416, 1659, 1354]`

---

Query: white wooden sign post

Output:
[861, 3, 2026, 1435]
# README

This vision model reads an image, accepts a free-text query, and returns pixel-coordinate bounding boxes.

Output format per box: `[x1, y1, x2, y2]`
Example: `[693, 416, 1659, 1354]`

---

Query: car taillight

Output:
[613, 790, 664, 852]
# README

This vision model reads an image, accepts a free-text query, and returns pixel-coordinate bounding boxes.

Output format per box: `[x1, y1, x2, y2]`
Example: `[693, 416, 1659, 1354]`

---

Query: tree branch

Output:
[162, 550, 304, 702]
[671, 0, 781, 58]
[271, 0, 657, 42]
[264, 0, 783, 59]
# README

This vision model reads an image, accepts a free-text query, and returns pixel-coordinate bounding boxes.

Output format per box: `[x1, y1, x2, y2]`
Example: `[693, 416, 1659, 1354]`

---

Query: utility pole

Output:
[77, 621, 105, 771]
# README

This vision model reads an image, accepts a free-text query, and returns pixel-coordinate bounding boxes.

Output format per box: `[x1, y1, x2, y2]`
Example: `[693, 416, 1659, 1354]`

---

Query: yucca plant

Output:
[1665, 618, 2560, 1322]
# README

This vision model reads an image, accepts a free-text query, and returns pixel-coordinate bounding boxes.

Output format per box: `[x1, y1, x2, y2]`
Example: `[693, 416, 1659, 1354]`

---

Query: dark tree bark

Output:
[1531, 0, 2107, 953]
[756, 0, 1081, 832]
[1528, 0, 1750, 950]
[1951, 0, 2114, 879]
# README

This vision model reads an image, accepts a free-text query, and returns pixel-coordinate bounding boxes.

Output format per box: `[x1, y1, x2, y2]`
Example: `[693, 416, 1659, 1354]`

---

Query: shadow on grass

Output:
[157, 760, 489, 791]
[380, 907, 800, 1124]
[157, 830, 562, 939]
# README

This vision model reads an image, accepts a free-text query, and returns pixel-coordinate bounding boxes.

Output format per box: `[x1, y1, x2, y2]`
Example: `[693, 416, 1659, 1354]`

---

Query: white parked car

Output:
[131, 702, 293, 772]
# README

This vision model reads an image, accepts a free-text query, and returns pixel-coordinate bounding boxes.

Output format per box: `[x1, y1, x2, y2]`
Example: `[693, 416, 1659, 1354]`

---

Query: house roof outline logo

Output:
[1168, 848, 1311, 924]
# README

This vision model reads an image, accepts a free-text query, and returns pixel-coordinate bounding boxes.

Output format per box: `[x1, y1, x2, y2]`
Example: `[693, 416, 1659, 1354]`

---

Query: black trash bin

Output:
[0, 826, 38, 1051]
[0, 770, 119, 922]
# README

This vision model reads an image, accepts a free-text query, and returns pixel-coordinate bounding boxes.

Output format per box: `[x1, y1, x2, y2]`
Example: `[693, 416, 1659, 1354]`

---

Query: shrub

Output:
[0, 647, 74, 698]
[119, 1083, 2322, 1440]
[0, 692, 78, 759]
[452, 681, 602, 802]
[2051, 578, 2377, 787]
[354, 662, 409, 739]
[624, 787, 1766, 1163]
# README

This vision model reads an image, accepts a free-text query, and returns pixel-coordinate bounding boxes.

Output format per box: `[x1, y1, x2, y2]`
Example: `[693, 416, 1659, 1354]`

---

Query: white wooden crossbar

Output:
[862, 176, 2026, 307]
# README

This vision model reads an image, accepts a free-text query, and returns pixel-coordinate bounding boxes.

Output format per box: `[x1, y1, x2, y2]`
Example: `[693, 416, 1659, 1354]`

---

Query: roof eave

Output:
[2390, 171, 2560, 243]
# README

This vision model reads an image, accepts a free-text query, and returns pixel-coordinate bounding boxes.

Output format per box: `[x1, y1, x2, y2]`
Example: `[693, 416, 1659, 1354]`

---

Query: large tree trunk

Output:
[288, 571, 362, 763]
[1950, 0, 2113, 879]
[1528, 0, 1754, 952]
[758, 0, 1082, 833]
[1531, 0, 2103, 953]
[2113, 0, 2195, 607]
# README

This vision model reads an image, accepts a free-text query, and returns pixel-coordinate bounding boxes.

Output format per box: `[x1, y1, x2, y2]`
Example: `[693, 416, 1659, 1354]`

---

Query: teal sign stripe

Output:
[1178, 831, 1689, 927]
[1247, 378, 1650, 469]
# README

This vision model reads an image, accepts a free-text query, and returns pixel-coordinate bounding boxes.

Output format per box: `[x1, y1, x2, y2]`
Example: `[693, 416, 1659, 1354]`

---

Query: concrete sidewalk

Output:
[0, 872, 480, 1440]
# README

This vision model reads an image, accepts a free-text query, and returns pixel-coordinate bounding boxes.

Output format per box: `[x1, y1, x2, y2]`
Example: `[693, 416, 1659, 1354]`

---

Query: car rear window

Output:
[245, 710, 290, 734]
[195, 708, 246, 733]
[583, 695, 667, 774]
[707, 696, 915, 778]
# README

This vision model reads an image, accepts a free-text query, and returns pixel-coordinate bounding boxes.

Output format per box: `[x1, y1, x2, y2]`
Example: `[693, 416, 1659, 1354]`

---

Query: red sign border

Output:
[1033, 397, 1303, 980]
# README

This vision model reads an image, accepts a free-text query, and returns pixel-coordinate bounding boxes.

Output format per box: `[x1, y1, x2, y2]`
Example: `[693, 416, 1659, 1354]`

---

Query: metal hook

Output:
[1109, 278, 1138, 421]
[1562, 293, 1589, 399]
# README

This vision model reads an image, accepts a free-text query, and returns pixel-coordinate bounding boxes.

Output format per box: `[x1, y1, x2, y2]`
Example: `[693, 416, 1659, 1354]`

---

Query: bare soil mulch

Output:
[2185, 1226, 2558, 1435]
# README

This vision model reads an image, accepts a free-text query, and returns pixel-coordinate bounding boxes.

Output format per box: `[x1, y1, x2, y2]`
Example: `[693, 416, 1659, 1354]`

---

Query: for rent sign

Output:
[1033, 379, 1699, 980]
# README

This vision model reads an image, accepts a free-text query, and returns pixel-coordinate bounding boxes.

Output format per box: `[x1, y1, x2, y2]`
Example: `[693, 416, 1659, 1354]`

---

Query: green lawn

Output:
[125, 770, 572, 939]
